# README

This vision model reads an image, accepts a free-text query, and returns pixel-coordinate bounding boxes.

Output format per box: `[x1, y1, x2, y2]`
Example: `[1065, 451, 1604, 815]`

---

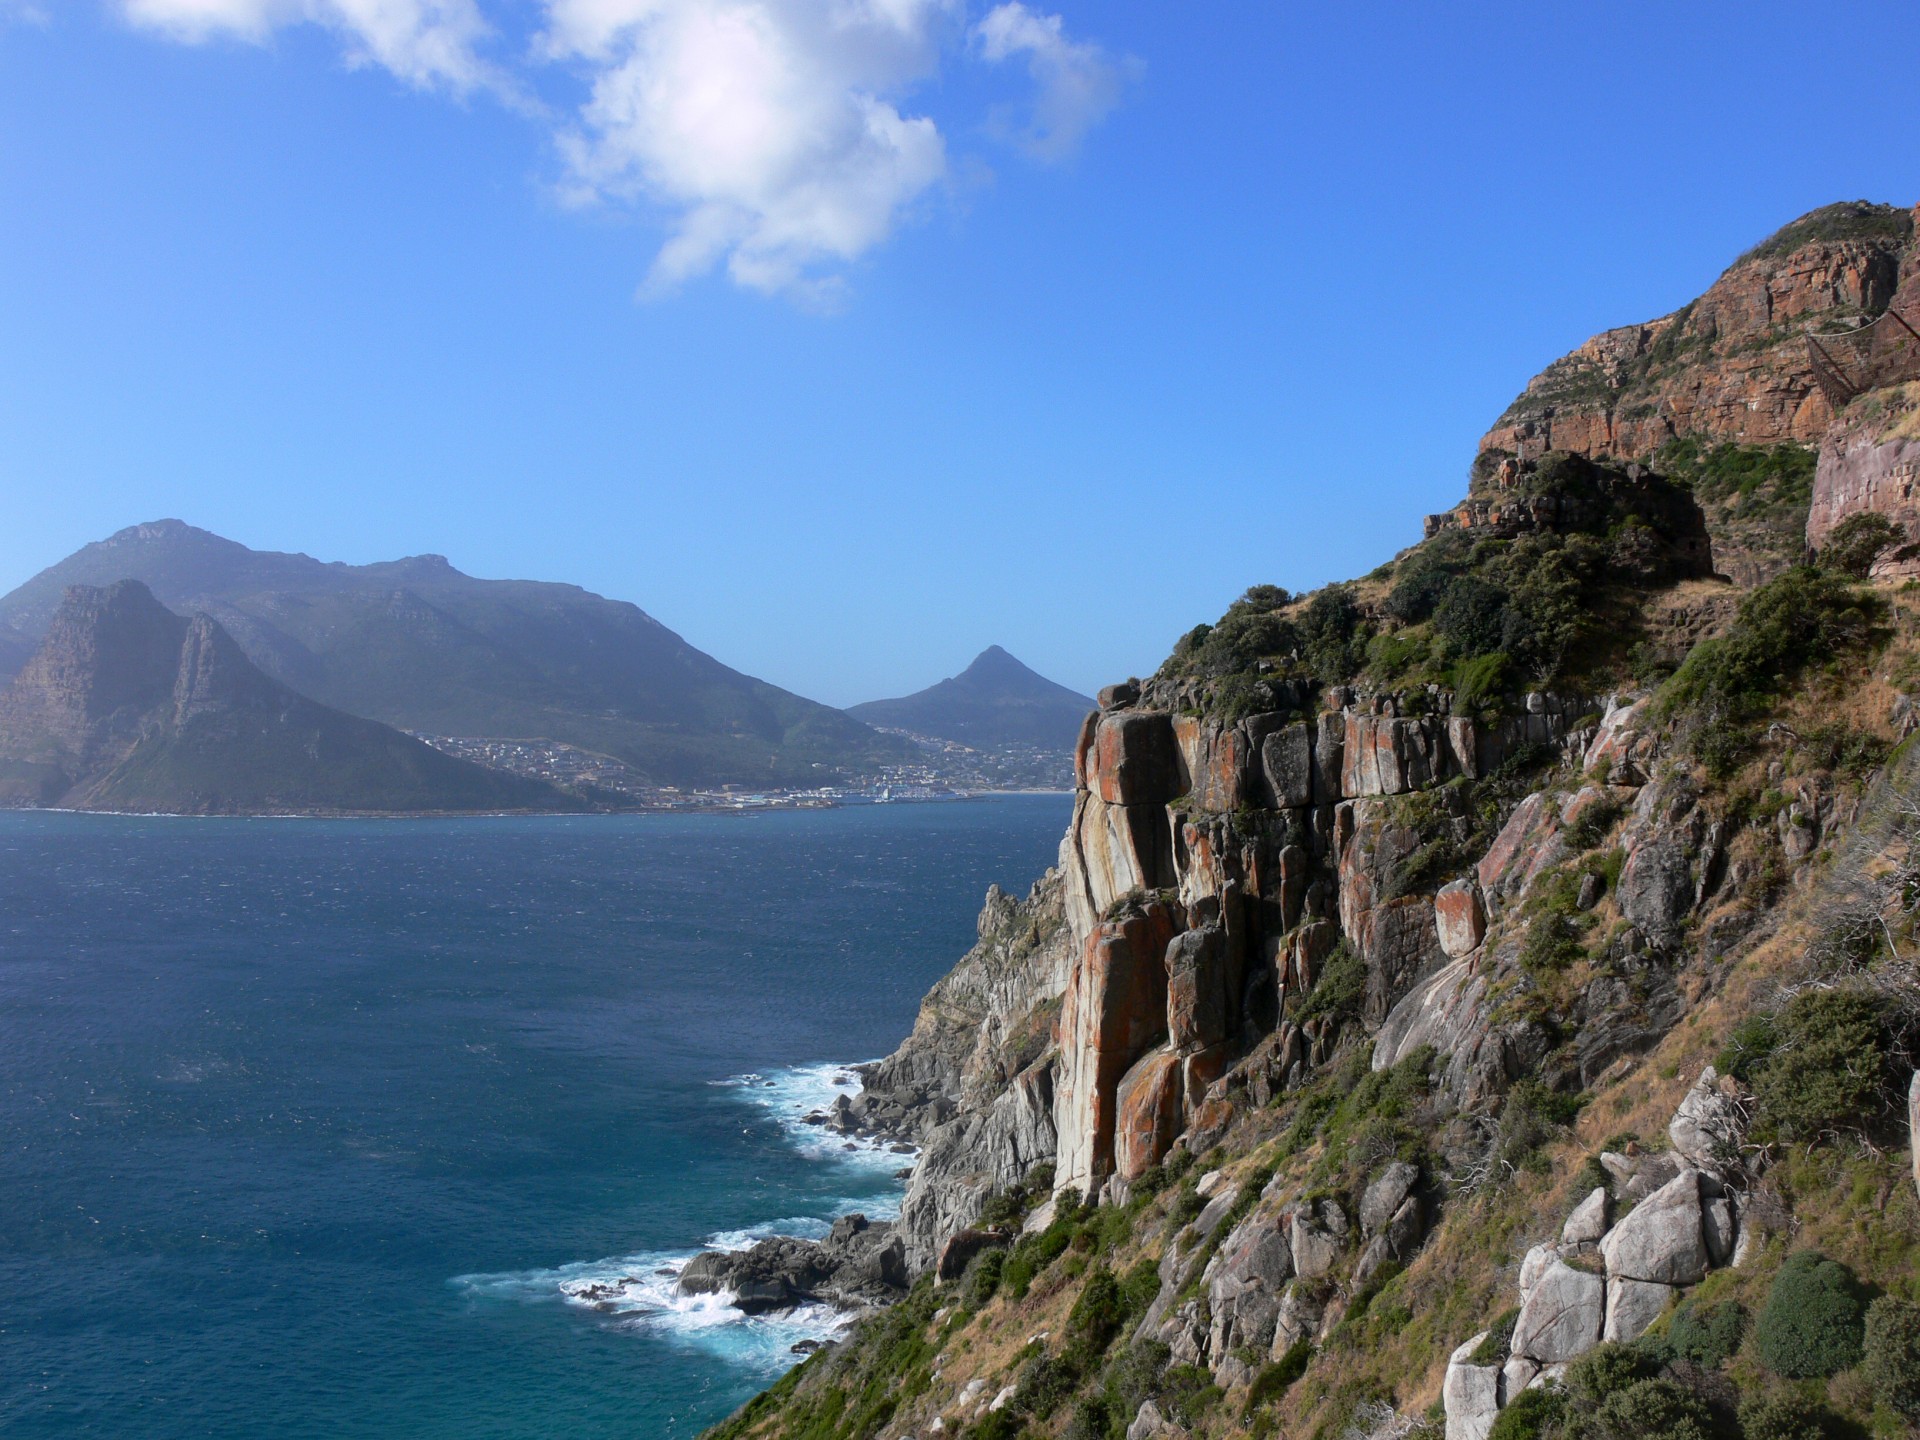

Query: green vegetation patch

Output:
[1656, 566, 1885, 774]
[1754, 1250, 1867, 1378]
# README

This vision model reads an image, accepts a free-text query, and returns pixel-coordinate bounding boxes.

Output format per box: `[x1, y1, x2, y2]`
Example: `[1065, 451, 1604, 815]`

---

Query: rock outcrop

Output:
[1807, 381, 1920, 568]
[677, 1213, 911, 1315]
[1479, 202, 1916, 464]
[1440, 1074, 1749, 1435]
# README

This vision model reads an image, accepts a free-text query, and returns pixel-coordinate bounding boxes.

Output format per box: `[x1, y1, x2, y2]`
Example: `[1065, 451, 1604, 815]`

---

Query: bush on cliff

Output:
[1294, 940, 1365, 1024]
[1656, 437, 1815, 515]
[1301, 584, 1366, 682]
[1486, 1388, 1563, 1440]
[1822, 511, 1904, 578]
[1745, 989, 1892, 1142]
[1657, 567, 1883, 774]
[1665, 1297, 1747, 1367]
[1864, 1296, 1920, 1419]
[1585, 1379, 1717, 1440]
[1735, 1393, 1836, 1440]
[1755, 1250, 1867, 1377]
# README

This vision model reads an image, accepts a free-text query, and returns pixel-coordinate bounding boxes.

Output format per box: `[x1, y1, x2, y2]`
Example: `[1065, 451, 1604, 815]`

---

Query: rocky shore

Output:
[676, 1214, 911, 1318]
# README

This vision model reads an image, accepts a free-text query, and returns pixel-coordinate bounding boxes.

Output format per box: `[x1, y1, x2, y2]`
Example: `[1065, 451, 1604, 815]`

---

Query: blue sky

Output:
[0, 2, 1915, 706]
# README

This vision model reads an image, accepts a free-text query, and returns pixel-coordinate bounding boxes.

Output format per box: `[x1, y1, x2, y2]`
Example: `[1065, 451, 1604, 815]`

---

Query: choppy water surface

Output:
[0, 798, 1070, 1438]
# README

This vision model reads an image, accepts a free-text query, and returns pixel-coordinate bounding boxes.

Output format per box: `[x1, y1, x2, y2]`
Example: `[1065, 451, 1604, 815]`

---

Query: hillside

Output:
[0, 522, 910, 788]
[695, 201, 1920, 1440]
[850, 647, 1095, 752]
[0, 580, 577, 813]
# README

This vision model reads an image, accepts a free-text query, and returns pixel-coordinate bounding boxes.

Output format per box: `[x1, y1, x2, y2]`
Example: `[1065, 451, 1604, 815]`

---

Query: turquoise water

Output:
[0, 797, 1071, 1438]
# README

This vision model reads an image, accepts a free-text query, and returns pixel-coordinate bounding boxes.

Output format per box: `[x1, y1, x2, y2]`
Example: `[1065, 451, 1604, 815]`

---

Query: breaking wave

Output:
[451, 1061, 914, 1371]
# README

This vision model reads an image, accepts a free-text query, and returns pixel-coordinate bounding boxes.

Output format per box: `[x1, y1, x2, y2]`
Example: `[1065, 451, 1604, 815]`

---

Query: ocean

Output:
[0, 796, 1072, 1438]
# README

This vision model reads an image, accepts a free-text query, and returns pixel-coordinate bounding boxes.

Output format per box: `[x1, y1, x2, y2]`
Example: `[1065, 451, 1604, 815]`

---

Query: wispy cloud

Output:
[119, 0, 505, 94]
[111, 0, 1130, 301]
[973, 2, 1127, 162]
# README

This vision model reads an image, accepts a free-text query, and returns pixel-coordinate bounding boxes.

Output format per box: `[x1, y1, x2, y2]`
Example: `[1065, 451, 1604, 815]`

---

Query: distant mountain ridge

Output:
[848, 646, 1093, 751]
[0, 580, 574, 813]
[0, 521, 910, 788]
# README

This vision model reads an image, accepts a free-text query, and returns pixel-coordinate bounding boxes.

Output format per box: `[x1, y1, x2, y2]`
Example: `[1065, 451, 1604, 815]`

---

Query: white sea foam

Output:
[716, 1059, 919, 1172]
[450, 1244, 852, 1374]
[453, 1060, 916, 1373]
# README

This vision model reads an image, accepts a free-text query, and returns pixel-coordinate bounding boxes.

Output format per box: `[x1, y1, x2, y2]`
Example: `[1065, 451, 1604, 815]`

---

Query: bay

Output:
[0, 796, 1071, 1438]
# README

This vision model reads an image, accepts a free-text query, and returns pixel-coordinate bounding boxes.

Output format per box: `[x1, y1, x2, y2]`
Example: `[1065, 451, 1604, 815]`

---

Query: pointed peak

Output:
[961, 644, 1030, 678]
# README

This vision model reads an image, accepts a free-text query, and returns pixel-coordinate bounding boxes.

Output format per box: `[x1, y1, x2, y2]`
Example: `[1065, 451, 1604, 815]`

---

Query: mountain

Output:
[1478, 200, 1920, 585]
[0, 580, 577, 813]
[0, 522, 909, 788]
[703, 201, 1920, 1440]
[847, 646, 1093, 751]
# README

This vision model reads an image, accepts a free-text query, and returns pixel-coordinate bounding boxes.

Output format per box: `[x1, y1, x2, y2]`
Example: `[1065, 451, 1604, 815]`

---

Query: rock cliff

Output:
[704, 202, 1920, 1440]
[1480, 201, 1915, 464]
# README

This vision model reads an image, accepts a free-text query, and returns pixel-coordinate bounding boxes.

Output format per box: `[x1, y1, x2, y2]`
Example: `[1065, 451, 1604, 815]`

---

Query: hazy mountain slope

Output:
[0, 580, 577, 813]
[848, 646, 1094, 752]
[0, 521, 909, 787]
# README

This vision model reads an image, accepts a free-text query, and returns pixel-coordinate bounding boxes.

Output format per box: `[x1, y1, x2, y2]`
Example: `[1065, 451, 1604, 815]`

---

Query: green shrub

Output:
[1822, 511, 1904, 578]
[1750, 989, 1890, 1141]
[1755, 1250, 1867, 1377]
[1487, 1387, 1566, 1440]
[1469, 1309, 1520, 1365]
[1065, 1267, 1126, 1363]
[1865, 1296, 1920, 1420]
[1167, 1181, 1207, 1229]
[1666, 1297, 1746, 1367]
[1062, 1398, 1109, 1440]
[1737, 1393, 1834, 1440]
[1453, 652, 1515, 714]
[1715, 1012, 1779, 1083]
[1588, 1378, 1715, 1440]
[1564, 1342, 1649, 1404]
[1564, 793, 1625, 852]
[1300, 585, 1366, 684]
[1656, 567, 1883, 774]
[963, 1248, 1006, 1308]
[1243, 1340, 1311, 1414]
[1294, 940, 1365, 1023]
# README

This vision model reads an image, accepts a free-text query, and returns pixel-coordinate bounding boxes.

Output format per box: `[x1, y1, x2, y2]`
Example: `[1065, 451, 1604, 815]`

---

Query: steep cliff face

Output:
[707, 204, 1920, 1440]
[1807, 381, 1920, 567]
[853, 871, 1076, 1266]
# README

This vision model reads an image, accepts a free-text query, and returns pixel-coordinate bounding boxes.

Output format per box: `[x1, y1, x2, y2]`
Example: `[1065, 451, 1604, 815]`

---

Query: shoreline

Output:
[0, 790, 1075, 823]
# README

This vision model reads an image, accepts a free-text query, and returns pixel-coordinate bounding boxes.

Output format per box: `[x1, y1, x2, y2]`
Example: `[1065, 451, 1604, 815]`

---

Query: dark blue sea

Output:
[0, 796, 1071, 1438]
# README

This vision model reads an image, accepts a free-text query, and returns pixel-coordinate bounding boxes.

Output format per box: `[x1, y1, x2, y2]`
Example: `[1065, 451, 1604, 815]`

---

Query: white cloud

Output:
[119, 0, 501, 93]
[973, 2, 1124, 162]
[542, 0, 955, 302]
[112, 0, 1128, 301]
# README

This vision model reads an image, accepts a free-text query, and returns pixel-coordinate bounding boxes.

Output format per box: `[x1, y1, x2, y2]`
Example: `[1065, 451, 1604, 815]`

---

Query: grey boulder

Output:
[1443, 1333, 1501, 1440]
[1511, 1260, 1605, 1363]
[1600, 1169, 1707, 1285]
[1603, 1277, 1673, 1342]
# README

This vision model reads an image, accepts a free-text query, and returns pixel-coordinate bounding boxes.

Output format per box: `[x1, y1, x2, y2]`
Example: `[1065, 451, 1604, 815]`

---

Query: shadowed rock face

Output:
[0, 580, 572, 814]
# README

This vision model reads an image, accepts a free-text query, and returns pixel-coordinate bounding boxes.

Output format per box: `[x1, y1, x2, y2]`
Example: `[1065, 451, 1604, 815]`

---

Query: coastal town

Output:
[410, 728, 1074, 811]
